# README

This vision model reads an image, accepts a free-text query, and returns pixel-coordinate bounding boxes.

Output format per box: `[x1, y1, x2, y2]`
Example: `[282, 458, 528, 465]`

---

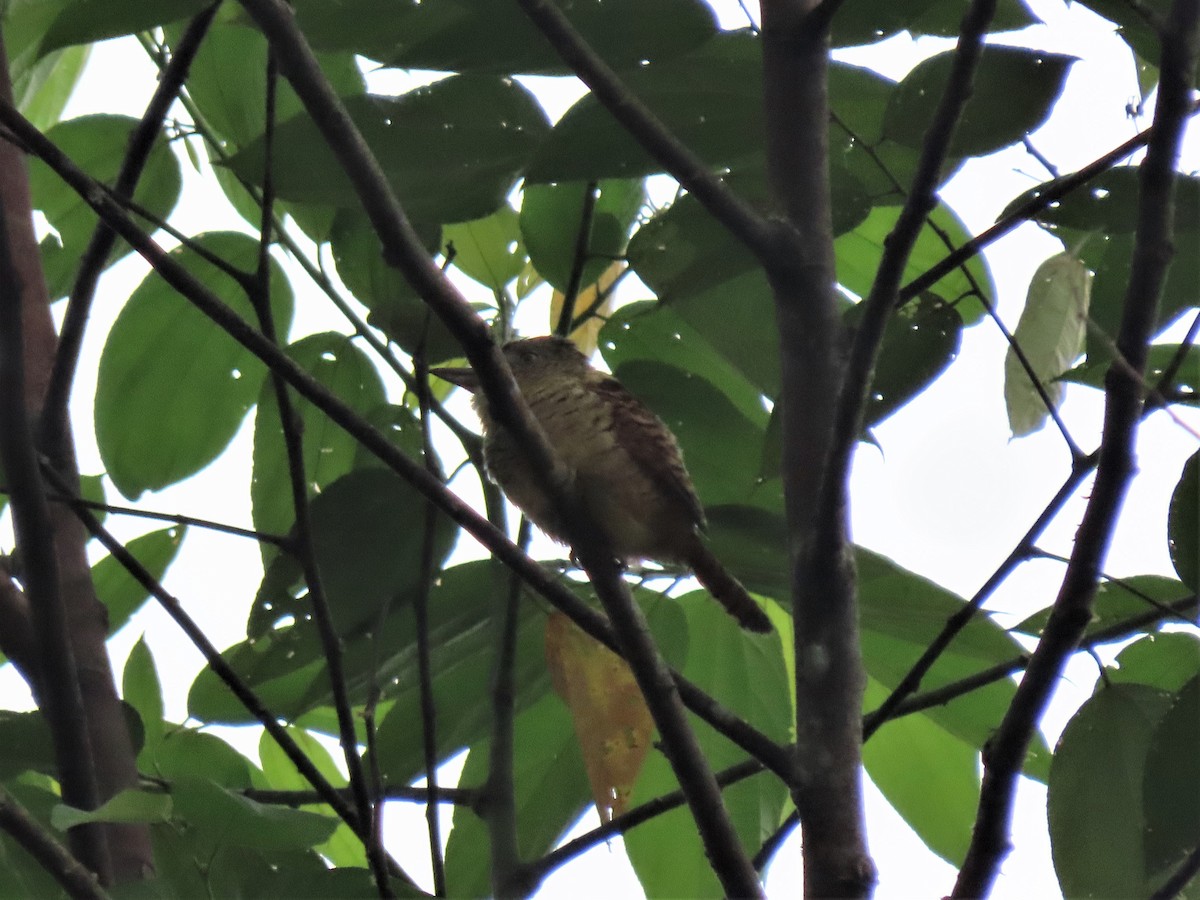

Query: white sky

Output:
[2, 0, 1198, 896]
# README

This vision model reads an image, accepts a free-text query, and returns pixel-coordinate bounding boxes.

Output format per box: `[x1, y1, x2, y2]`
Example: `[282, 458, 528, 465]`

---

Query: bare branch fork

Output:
[954, 1, 1200, 893]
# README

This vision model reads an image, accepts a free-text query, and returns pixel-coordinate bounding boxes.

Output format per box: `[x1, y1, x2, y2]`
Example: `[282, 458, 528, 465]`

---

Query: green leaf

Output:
[831, 0, 1039, 47]
[328, 209, 461, 363]
[178, 22, 364, 150]
[1110, 633, 1200, 694]
[171, 777, 338, 852]
[836, 204, 995, 325]
[1005, 251, 1091, 437]
[51, 789, 171, 830]
[858, 292, 962, 427]
[884, 47, 1074, 159]
[95, 231, 292, 498]
[1005, 170, 1200, 236]
[123, 637, 165, 762]
[625, 598, 789, 898]
[520, 179, 644, 293]
[599, 301, 770, 420]
[227, 78, 550, 223]
[27, 114, 181, 300]
[1014, 574, 1194, 638]
[862, 678, 976, 865]
[368, 561, 558, 785]
[293, 0, 717, 75]
[444, 694, 591, 898]
[92, 527, 186, 636]
[269, 467, 457, 637]
[38, 0, 209, 56]
[443, 204, 527, 290]
[13, 44, 89, 130]
[1065, 343, 1200, 404]
[0, 712, 56, 780]
[1170, 452, 1199, 590]
[251, 333, 387, 566]
[1049, 683, 1173, 898]
[151, 729, 254, 789]
[258, 727, 364, 869]
[1142, 675, 1200, 881]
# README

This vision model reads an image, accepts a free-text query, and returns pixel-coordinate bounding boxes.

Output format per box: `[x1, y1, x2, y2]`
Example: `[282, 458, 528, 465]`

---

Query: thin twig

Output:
[411, 345, 447, 897]
[1149, 843, 1200, 900]
[555, 181, 599, 337]
[485, 520, 530, 899]
[0, 486, 290, 546]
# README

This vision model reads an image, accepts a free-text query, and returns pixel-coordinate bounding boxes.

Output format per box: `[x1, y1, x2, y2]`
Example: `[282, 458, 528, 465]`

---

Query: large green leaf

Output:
[26, 114, 181, 300]
[862, 677, 977, 865]
[254, 467, 457, 640]
[177, 22, 364, 150]
[1049, 683, 1173, 898]
[836, 203, 995, 324]
[123, 637, 165, 767]
[95, 232, 292, 498]
[37, 0, 208, 56]
[1142, 674, 1200, 882]
[830, 0, 1039, 47]
[599, 301, 769, 420]
[624, 598, 789, 898]
[292, 0, 717, 75]
[520, 179, 644, 293]
[1169, 451, 1199, 591]
[443, 204, 527, 291]
[443, 694, 591, 898]
[327, 209, 462, 363]
[1015, 574, 1195, 637]
[251, 333, 387, 566]
[856, 291, 963, 428]
[1065, 343, 1200, 404]
[1005, 170, 1200, 237]
[12, 44, 89, 130]
[92, 526, 186, 636]
[884, 46, 1074, 159]
[171, 777, 338, 853]
[227, 77, 550, 223]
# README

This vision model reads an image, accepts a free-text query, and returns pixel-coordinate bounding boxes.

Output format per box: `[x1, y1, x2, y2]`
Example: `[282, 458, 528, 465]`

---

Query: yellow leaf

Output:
[549, 261, 622, 356]
[545, 611, 653, 822]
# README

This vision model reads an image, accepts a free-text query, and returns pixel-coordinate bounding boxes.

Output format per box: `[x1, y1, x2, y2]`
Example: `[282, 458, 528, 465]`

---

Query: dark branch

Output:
[954, 3, 1200, 893]
[0, 787, 109, 900]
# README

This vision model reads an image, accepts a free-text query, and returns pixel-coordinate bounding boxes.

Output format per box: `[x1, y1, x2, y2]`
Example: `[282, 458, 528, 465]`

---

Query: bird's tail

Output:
[686, 541, 773, 633]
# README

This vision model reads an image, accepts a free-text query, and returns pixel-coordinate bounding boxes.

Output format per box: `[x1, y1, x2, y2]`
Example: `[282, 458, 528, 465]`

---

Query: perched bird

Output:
[433, 335, 772, 633]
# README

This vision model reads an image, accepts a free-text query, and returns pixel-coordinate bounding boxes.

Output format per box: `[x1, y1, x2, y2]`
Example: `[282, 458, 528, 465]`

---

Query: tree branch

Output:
[0, 197, 110, 882]
[758, 0, 870, 893]
[954, 2, 1200, 892]
[0, 787, 109, 900]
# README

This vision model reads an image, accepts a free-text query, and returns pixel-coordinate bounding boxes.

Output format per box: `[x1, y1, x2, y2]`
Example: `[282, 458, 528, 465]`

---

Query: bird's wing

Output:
[592, 375, 707, 529]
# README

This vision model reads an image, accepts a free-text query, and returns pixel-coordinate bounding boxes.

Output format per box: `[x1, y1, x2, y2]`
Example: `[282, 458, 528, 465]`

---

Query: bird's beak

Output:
[429, 366, 479, 393]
